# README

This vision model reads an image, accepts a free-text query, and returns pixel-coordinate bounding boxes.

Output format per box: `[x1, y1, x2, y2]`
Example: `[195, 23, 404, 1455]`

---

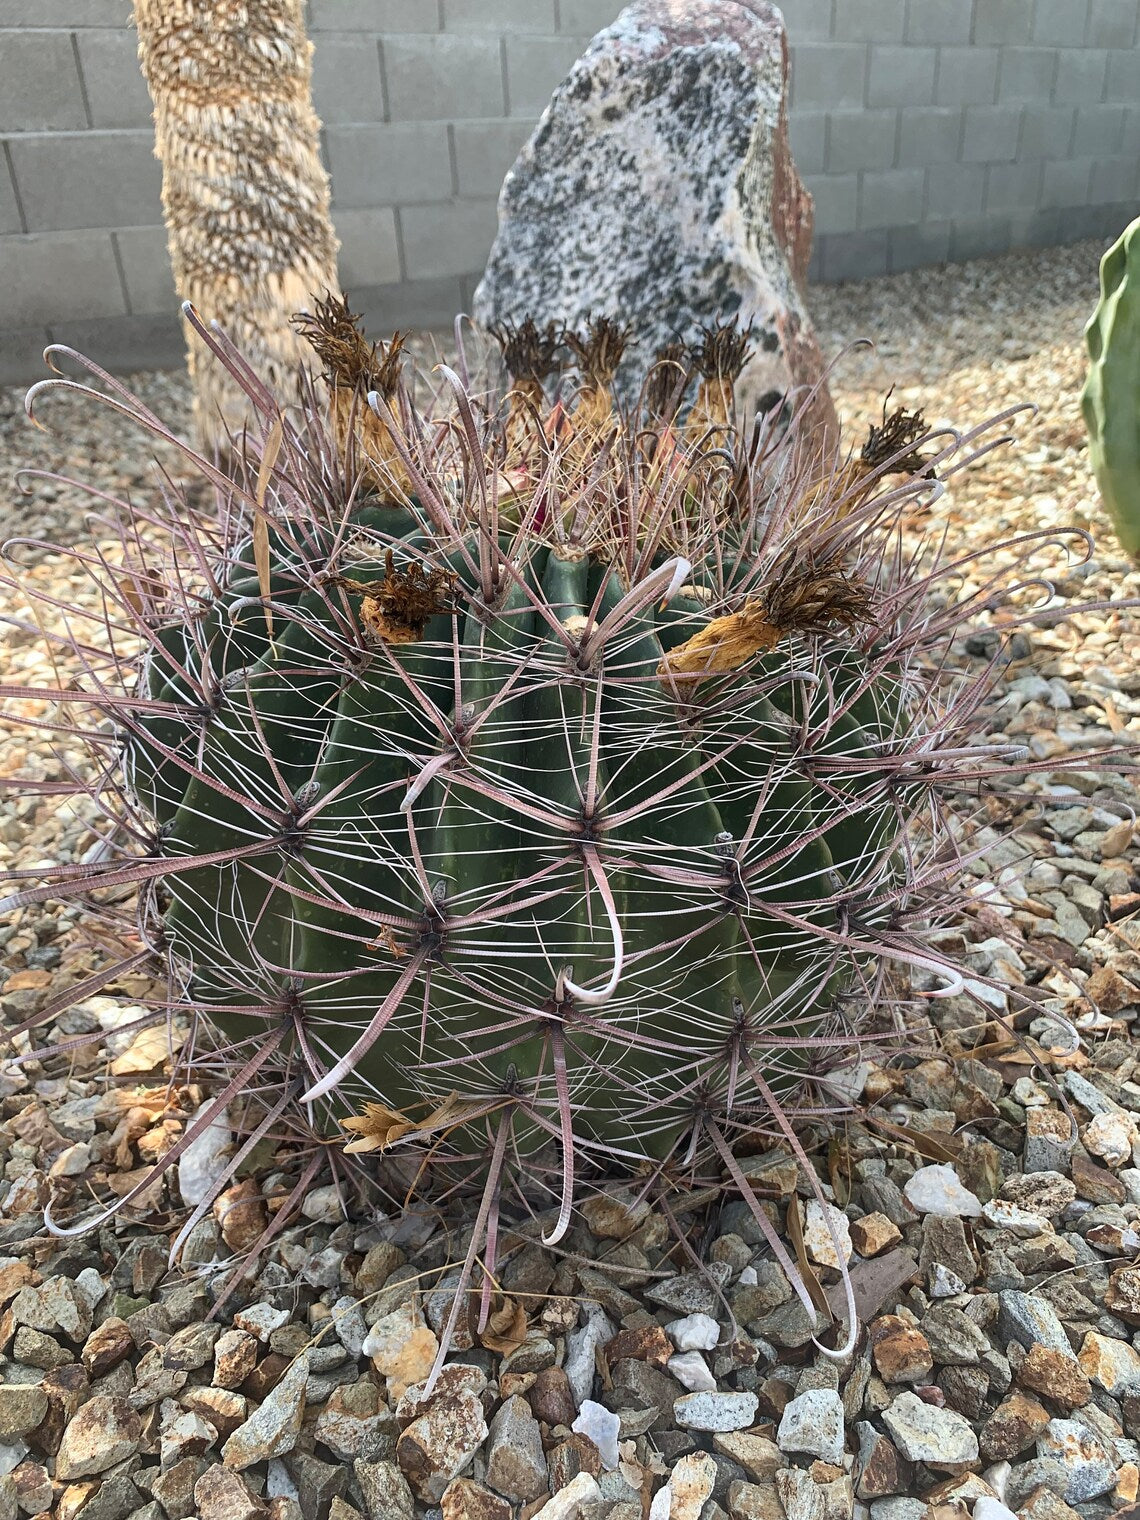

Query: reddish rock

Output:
[55, 1394, 141, 1480]
[850, 1214, 903, 1257]
[213, 1177, 269, 1253]
[27, 1363, 87, 1458]
[396, 1391, 488, 1504]
[441, 1478, 512, 1520]
[527, 1367, 577, 1428]
[869, 1316, 933, 1385]
[1017, 1344, 1091, 1410]
[1072, 1151, 1126, 1205]
[604, 1324, 674, 1369]
[195, 1464, 270, 1520]
[214, 1329, 260, 1391]
[979, 1391, 1050, 1461]
[854, 1422, 913, 1499]
[1108, 1266, 1140, 1325]
[548, 1432, 602, 1491]
[80, 1318, 134, 1379]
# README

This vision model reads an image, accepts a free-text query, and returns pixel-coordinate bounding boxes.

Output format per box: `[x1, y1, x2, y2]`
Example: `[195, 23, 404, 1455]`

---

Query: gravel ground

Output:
[1, 239, 1139, 1520]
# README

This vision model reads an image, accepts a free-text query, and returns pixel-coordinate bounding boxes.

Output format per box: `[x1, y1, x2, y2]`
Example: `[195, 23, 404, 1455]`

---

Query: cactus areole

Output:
[1082, 216, 1140, 562]
[8, 301, 1045, 1359]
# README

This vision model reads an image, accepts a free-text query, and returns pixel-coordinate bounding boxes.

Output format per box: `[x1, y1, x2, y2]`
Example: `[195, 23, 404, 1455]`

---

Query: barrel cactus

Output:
[4, 301, 1042, 1357]
[1082, 214, 1140, 560]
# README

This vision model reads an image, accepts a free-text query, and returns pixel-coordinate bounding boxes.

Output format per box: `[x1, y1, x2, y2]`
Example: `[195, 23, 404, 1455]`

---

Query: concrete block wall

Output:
[0, 0, 1138, 380]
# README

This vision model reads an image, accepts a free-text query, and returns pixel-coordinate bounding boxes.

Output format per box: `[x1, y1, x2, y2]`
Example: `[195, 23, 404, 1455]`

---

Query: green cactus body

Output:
[122, 503, 906, 1164]
[1082, 216, 1140, 560]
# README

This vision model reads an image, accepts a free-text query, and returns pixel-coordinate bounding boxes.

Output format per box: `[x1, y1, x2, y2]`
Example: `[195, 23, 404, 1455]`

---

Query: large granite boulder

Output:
[473, 0, 836, 445]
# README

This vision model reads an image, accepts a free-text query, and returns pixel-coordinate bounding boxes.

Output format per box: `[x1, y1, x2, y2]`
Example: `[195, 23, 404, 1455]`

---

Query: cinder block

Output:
[9, 131, 161, 232]
[355, 275, 464, 333]
[960, 104, 1022, 161]
[1087, 202, 1140, 238]
[0, 158, 21, 233]
[972, 0, 1033, 46]
[335, 206, 402, 289]
[949, 214, 1012, 261]
[1040, 156, 1093, 207]
[1086, 0, 1138, 47]
[1019, 103, 1075, 156]
[1073, 102, 1126, 155]
[788, 110, 827, 175]
[1121, 105, 1140, 154]
[888, 219, 951, 271]
[0, 230, 125, 327]
[832, 0, 904, 43]
[905, 0, 972, 45]
[818, 229, 890, 282]
[46, 310, 183, 373]
[383, 34, 504, 121]
[114, 225, 174, 314]
[925, 160, 986, 218]
[505, 36, 584, 116]
[309, 0, 440, 30]
[453, 119, 532, 197]
[1106, 48, 1140, 100]
[801, 172, 860, 233]
[0, 2, 132, 24]
[866, 45, 936, 107]
[312, 35, 385, 124]
[75, 29, 154, 129]
[935, 47, 998, 106]
[790, 44, 867, 110]
[556, 0, 621, 35]
[326, 123, 453, 206]
[1033, 0, 1091, 46]
[1089, 155, 1137, 203]
[897, 106, 962, 166]
[859, 166, 924, 228]
[1053, 49, 1109, 104]
[984, 159, 1043, 212]
[825, 108, 897, 173]
[1011, 206, 1065, 246]
[997, 47, 1058, 101]
[444, 0, 555, 29]
[0, 30, 87, 132]
[399, 198, 499, 279]
[0, 322, 51, 386]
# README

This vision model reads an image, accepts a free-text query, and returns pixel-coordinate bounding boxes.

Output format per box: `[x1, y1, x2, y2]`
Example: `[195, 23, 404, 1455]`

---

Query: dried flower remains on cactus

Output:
[0, 299, 1084, 1372]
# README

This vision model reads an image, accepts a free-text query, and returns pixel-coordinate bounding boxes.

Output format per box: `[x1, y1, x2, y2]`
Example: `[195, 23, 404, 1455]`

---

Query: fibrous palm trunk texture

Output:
[133, 0, 340, 453]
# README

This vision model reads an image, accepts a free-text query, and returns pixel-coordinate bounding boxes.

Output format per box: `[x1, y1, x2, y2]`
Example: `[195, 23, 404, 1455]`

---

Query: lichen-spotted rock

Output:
[473, 0, 836, 443]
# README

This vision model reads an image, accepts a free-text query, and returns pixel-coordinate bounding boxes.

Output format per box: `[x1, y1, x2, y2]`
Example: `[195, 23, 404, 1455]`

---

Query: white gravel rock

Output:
[974, 1499, 1018, 1520]
[1083, 1110, 1140, 1168]
[981, 1199, 1053, 1238]
[565, 1304, 616, 1407]
[881, 1391, 979, 1468]
[803, 1199, 853, 1268]
[903, 1165, 983, 1218]
[666, 1312, 720, 1352]
[777, 1388, 846, 1464]
[572, 1400, 620, 1470]
[177, 1105, 233, 1207]
[674, 1391, 758, 1432]
[667, 1351, 717, 1392]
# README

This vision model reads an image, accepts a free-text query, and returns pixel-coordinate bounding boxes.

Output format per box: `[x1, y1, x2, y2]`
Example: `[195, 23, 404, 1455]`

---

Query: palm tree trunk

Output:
[133, 0, 340, 453]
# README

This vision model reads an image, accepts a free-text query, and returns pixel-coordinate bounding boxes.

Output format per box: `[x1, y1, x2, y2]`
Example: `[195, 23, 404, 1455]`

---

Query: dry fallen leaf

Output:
[109, 1024, 185, 1077]
[478, 1294, 528, 1356]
